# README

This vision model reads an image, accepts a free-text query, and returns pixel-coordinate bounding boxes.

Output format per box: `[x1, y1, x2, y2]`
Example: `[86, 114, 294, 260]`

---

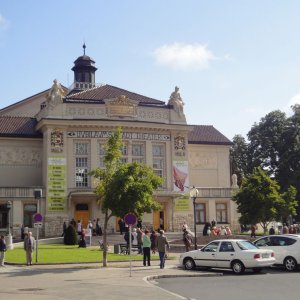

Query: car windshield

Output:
[236, 240, 258, 250]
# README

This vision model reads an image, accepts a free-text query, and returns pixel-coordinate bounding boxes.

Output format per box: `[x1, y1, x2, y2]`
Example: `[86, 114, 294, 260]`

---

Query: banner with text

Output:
[47, 156, 66, 212]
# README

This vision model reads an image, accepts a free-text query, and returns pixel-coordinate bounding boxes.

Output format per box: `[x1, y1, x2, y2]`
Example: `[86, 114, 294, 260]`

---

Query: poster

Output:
[173, 160, 189, 192]
[47, 156, 66, 211]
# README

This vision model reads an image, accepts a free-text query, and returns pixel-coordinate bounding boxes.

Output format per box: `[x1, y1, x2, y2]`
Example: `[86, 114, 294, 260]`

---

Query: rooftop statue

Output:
[168, 86, 184, 116]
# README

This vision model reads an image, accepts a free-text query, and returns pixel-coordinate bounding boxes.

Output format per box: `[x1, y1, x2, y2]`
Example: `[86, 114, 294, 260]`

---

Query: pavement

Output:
[0, 233, 217, 299]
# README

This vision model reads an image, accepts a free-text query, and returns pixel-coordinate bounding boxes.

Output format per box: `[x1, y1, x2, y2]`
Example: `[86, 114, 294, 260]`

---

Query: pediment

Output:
[105, 95, 138, 117]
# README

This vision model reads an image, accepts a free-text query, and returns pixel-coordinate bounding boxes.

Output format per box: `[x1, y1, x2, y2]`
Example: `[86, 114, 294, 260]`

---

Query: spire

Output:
[83, 43, 86, 55]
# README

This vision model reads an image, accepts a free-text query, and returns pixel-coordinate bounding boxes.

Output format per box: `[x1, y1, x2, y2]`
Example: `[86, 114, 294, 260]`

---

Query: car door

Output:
[215, 241, 236, 268]
[195, 241, 220, 268]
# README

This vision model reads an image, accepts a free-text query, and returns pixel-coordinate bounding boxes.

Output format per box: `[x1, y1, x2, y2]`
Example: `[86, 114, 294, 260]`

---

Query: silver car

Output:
[254, 234, 300, 271]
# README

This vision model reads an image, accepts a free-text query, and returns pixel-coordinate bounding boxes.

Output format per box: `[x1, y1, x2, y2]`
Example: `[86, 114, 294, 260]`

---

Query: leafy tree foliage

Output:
[230, 134, 251, 186]
[89, 128, 162, 266]
[232, 167, 297, 233]
[231, 106, 300, 221]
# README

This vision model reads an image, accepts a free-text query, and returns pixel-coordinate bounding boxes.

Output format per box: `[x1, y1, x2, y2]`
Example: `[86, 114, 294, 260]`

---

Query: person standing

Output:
[183, 228, 193, 252]
[142, 230, 151, 266]
[137, 227, 144, 254]
[118, 218, 125, 235]
[156, 230, 170, 269]
[0, 235, 7, 266]
[24, 231, 35, 266]
[150, 230, 158, 254]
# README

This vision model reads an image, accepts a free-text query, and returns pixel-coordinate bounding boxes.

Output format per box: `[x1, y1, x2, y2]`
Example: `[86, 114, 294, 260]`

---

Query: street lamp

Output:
[190, 186, 199, 250]
[6, 200, 13, 250]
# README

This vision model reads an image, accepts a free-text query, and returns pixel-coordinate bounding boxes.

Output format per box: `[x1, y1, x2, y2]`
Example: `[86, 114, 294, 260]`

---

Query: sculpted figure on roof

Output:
[46, 79, 65, 108]
[168, 86, 184, 116]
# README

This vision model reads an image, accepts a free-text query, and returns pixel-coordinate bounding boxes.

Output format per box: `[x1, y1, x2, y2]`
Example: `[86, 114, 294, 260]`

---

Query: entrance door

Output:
[74, 204, 89, 229]
[153, 210, 165, 231]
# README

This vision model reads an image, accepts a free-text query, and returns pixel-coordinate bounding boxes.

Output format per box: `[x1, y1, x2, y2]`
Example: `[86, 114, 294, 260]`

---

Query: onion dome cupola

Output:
[71, 43, 98, 92]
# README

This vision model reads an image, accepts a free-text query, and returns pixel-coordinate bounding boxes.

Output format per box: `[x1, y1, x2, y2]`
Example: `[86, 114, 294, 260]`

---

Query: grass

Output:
[5, 244, 159, 264]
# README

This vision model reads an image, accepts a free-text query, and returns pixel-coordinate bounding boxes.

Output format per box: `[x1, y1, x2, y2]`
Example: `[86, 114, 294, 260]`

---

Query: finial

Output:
[83, 43, 86, 55]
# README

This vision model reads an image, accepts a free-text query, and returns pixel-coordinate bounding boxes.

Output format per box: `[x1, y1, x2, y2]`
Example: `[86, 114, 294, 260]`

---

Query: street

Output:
[156, 268, 300, 300]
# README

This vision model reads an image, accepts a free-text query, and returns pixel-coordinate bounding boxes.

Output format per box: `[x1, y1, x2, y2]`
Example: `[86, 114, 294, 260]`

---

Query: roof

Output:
[65, 84, 166, 106]
[0, 116, 42, 138]
[188, 125, 232, 145]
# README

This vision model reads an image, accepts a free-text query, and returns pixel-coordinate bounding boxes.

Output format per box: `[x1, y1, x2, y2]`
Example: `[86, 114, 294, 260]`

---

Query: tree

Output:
[232, 167, 296, 233]
[230, 134, 251, 185]
[89, 128, 162, 267]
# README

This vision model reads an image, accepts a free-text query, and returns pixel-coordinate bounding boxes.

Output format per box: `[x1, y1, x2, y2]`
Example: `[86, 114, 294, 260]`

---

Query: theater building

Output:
[0, 47, 239, 238]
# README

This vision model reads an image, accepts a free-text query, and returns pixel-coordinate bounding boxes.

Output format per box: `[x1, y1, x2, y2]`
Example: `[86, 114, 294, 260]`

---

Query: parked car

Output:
[179, 239, 275, 274]
[253, 234, 300, 271]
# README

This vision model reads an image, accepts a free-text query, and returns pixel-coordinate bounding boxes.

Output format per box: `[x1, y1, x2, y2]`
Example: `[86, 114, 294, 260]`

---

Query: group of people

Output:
[123, 227, 170, 269]
[202, 221, 232, 237]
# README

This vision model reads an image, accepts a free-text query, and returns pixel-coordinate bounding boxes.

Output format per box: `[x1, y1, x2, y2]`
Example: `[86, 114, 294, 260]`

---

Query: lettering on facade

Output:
[67, 131, 171, 141]
[50, 128, 64, 153]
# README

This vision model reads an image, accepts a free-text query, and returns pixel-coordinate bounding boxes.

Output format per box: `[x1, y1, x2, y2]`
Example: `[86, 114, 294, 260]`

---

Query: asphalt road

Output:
[156, 268, 300, 300]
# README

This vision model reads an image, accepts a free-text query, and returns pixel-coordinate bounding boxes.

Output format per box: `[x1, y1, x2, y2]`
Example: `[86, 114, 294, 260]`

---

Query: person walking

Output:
[156, 230, 170, 269]
[142, 230, 151, 266]
[150, 230, 158, 254]
[24, 231, 35, 266]
[118, 218, 125, 235]
[0, 235, 7, 266]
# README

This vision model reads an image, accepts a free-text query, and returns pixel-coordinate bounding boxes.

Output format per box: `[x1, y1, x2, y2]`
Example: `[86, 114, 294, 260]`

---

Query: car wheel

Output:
[284, 257, 297, 271]
[252, 268, 262, 273]
[231, 260, 245, 275]
[184, 258, 195, 270]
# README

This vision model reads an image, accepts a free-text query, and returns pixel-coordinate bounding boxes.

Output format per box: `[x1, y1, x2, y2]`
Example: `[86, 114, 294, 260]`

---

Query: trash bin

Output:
[114, 244, 120, 254]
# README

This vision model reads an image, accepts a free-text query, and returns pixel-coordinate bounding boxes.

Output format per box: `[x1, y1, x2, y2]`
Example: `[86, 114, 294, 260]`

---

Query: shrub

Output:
[64, 224, 78, 245]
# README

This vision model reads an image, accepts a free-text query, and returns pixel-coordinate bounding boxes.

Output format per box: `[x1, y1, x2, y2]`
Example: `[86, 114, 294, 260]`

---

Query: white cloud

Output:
[0, 14, 8, 30]
[153, 43, 215, 71]
[284, 93, 300, 115]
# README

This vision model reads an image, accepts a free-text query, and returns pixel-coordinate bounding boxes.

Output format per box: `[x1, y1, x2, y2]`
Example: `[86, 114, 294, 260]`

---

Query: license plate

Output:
[262, 253, 269, 258]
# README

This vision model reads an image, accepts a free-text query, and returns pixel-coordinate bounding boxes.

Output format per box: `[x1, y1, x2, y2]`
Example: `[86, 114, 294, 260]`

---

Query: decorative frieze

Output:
[189, 152, 217, 169]
[0, 147, 42, 167]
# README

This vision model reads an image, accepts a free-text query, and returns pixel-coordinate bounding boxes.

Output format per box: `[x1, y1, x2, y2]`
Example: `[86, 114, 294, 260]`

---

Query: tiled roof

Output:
[188, 125, 232, 145]
[65, 84, 165, 105]
[0, 116, 41, 138]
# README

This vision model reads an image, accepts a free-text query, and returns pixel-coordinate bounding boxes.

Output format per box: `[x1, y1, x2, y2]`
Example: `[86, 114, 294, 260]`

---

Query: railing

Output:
[68, 82, 103, 91]
[195, 187, 235, 198]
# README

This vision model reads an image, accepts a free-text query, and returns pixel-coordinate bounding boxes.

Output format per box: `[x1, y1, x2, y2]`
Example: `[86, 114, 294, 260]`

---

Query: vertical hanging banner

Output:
[173, 160, 189, 193]
[47, 156, 66, 211]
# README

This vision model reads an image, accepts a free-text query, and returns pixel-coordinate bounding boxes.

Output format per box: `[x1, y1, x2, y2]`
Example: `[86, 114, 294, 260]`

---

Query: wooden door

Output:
[74, 211, 89, 229]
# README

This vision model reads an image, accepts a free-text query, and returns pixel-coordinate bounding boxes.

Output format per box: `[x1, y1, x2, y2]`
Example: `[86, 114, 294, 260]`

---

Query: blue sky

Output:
[1, 0, 300, 140]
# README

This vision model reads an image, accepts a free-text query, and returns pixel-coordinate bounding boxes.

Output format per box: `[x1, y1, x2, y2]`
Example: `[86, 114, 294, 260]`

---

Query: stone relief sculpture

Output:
[50, 128, 64, 153]
[0, 147, 42, 166]
[46, 79, 66, 108]
[168, 86, 184, 116]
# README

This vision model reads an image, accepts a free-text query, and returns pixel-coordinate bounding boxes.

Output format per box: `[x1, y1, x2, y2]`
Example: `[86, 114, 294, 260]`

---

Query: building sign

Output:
[175, 197, 191, 211]
[47, 156, 66, 211]
[173, 160, 189, 192]
[67, 131, 170, 141]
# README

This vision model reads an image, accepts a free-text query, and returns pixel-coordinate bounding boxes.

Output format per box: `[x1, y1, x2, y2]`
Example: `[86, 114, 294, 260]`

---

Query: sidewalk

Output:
[0, 257, 219, 300]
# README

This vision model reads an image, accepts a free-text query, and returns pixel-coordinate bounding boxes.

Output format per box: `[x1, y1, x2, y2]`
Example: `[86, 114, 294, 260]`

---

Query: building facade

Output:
[0, 47, 239, 238]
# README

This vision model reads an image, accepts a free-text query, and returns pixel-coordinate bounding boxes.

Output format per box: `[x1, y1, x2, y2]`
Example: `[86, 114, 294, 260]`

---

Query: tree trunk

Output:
[102, 210, 109, 267]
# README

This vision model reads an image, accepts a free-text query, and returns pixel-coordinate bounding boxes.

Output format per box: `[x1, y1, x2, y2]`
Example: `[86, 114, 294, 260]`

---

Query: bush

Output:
[64, 225, 78, 245]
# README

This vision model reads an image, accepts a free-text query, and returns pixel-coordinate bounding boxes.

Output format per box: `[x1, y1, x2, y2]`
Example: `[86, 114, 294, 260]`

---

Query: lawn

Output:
[5, 244, 158, 264]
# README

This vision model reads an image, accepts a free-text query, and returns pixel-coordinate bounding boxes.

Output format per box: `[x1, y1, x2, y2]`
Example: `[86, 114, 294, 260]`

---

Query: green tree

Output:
[230, 134, 251, 185]
[278, 186, 298, 223]
[233, 167, 288, 233]
[89, 128, 162, 267]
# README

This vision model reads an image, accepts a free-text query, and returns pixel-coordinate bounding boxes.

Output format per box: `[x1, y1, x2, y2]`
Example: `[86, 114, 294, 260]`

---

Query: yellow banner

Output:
[175, 198, 191, 211]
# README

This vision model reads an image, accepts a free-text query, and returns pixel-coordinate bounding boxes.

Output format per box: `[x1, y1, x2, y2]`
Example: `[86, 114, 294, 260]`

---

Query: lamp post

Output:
[6, 200, 13, 250]
[190, 186, 199, 250]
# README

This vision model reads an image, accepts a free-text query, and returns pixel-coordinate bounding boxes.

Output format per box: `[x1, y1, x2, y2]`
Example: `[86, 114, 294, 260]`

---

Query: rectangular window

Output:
[195, 203, 206, 224]
[216, 203, 228, 223]
[24, 204, 37, 228]
[132, 143, 145, 164]
[152, 144, 166, 188]
[75, 142, 90, 187]
[98, 143, 106, 168]
[0, 205, 8, 228]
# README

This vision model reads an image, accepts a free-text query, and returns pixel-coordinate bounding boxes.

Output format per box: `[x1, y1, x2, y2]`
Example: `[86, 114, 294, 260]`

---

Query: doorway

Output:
[153, 210, 166, 231]
[74, 203, 89, 229]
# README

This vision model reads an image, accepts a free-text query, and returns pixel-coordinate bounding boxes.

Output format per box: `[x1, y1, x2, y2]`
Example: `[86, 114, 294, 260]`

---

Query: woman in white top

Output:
[132, 228, 138, 245]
